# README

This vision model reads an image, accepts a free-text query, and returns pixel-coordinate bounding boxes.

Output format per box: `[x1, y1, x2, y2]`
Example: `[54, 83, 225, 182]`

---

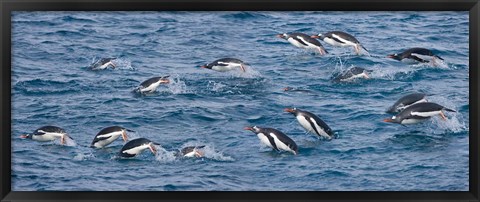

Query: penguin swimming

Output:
[176, 145, 206, 158]
[244, 126, 298, 155]
[383, 102, 456, 125]
[284, 108, 334, 139]
[91, 126, 133, 148]
[283, 87, 313, 93]
[387, 48, 444, 65]
[311, 31, 368, 55]
[20, 125, 72, 145]
[118, 138, 158, 158]
[89, 58, 117, 70]
[386, 93, 428, 114]
[201, 58, 247, 72]
[134, 76, 170, 94]
[332, 67, 372, 82]
[277, 32, 328, 55]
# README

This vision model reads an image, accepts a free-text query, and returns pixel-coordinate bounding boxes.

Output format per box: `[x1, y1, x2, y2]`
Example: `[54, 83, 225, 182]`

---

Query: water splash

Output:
[227, 65, 262, 78]
[166, 77, 191, 94]
[73, 152, 95, 161]
[154, 146, 177, 163]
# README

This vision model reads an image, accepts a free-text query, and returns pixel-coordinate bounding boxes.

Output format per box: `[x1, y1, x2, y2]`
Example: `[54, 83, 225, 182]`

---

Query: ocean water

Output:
[11, 11, 469, 191]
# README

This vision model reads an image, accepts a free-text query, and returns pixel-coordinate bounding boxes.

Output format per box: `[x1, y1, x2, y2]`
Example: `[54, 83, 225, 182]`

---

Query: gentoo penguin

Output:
[333, 67, 372, 82]
[118, 138, 158, 158]
[383, 102, 456, 125]
[20, 125, 72, 145]
[284, 108, 334, 139]
[91, 126, 133, 148]
[277, 32, 328, 55]
[311, 31, 368, 55]
[89, 58, 116, 70]
[134, 76, 170, 94]
[244, 126, 298, 155]
[283, 87, 313, 93]
[176, 145, 206, 158]
[386, 93, 428, 114]
[201, 58, 246, 72]
[387, 48, 444, 64]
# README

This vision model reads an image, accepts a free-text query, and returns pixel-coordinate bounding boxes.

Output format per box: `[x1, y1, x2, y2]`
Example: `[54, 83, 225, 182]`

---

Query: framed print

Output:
[1, 0, 479, 201]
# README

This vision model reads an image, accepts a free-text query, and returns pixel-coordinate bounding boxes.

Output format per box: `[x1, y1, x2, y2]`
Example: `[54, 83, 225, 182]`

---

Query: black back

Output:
[118, 138, 152, 157]
[333, 67, 368, 82]
[140, 76, 169, 87]
[180, 145, 206, 155]
[34, 126, 66, 135]
[257, 127, 298, 153]
[91, 126, 125, 144]
[386, 93, 426, 113]
[396, 102, 446, 121]
[296, 109, 334, 136]
[324, 31, 360, 43]
[90, 57, 116, 69]
[209, 58, 244, 67]
[290, 32, 325, 47]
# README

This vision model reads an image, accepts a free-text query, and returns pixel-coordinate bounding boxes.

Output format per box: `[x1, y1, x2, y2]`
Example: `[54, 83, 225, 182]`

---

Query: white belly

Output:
[257, 133, 274, 149]
[324, 37, 348, 47]
[401, 118, 429, 124]
[287, 37, 307, 48]
[296, 115, 330, 139]
[93, 132, 122, 148]
[32, 132, 63, 142]
[269, 133, 296, 154]
[140, 81, 161, 93]
[122, 144, 150, 156]
[211, 63, 240, 72]
[97, 61, 114, 70]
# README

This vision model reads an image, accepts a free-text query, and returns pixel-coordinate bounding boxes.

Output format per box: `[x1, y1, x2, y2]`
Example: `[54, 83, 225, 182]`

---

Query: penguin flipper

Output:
[444, 108, 456, 112]
[266, 134, 279, 151]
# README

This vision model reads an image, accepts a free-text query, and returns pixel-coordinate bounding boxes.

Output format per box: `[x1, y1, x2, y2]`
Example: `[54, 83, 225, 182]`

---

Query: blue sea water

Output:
[11, 11, 469, 191]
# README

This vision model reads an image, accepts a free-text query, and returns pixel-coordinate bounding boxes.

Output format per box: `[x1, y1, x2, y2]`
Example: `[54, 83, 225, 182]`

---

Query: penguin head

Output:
[244, 126, 261, 133]
[383, 115, 402, 124]
[387, 54, 401, 61]
[284, 108, 299, 115]
[200, 64, 212, 69]
[311, 33, 324, 40]
[276, 33, 288, 39]
[159, 76, 170, 84]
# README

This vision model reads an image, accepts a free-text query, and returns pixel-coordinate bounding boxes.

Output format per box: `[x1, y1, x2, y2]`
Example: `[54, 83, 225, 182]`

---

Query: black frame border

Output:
[1, 0, 479, 202]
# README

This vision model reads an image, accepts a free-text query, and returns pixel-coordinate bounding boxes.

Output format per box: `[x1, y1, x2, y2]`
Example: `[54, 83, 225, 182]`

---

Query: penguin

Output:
[91, 126, 133, 148]
[118, 138, 158, 158]
[277, 32, 328, 55]
[201, 58, 247, 72]
[311, 31, 368, 55]
[283, 87, 313, 93]
[387, 48, 444, 65]
[134, 76, 170, 94]
[284, 108, 334, 139]
[176, 145, 206, 158]
[332, 66, 372, 82]
[19, 125, 72, 145]
[383, 102, 456, 125]
[244, 126, 298, 155]
[89, 58, 117, 70]
[386, 93, 428, 114]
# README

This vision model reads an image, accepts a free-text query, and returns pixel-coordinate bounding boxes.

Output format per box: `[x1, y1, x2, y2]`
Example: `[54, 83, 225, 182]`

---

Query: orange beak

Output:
[20, 134, 28, 139]
[387, 54, 394, 58]
[311, 35, 320, 38]
[284, 108, 294, 113]
[276, 34, 283, 38]
[160, 78, 170, 84]
[200, 65, 207, 69]
[383, 118, 393, 122]
[244, 127, 253, 131]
